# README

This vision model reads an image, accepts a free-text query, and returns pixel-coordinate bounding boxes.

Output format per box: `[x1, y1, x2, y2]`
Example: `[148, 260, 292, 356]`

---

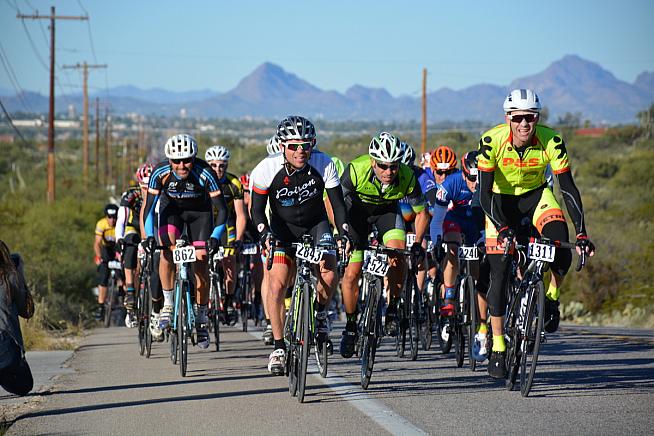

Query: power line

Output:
[75, 0, 97, 64]
[0, 97, 30, 147]
[0, 43, 33, 112]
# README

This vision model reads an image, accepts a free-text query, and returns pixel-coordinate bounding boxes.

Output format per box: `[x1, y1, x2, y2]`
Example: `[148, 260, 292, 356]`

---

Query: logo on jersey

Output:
[275, 178, 318, 204]
[283, 176, 290, 185]
[502, 157, 540, 168]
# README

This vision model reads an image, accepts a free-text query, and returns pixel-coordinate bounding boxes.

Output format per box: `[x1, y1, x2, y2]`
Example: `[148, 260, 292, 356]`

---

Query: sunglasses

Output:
[509, 113, 538, 123]
[376, 162, 399, 171]
[436, 169, 454, 176]
[285, 141, 313, 152]
[210, 163, 227, 170]
[171, 157, 193, 165]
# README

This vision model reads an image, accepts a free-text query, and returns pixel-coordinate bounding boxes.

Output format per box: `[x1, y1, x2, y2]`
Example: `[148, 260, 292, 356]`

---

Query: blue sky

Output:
[1, 0, 653, 97]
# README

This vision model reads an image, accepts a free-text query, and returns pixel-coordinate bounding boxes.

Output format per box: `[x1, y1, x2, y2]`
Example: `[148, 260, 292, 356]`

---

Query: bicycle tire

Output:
[422, 283, 434, 351]
[241, 271, 250, 332]
[409, 280, 419, 361]
[454, 322, 465, 368]
[179, 282, 188, 377]
[505, 283, 521, 391]
[520, 281, 545, 397]
[210, 277, 221, 352]
[104, 278, 115, 328]
[297, 282, 311, 403]
[138, 279, 146, 356]
[465, 275, 477, 371]
[315, 333, 328, 378]
[287, 284, 299, 397]
[361, 279, 380, 390]
[144, 279, 152, 358]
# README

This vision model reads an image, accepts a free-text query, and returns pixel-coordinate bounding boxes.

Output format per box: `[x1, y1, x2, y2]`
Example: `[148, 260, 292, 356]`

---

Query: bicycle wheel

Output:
[520, 281, 545, 397]
[241, 272, 250, 332]
[315, 332, 328, 378]
[436, 314, 452, 354]
[210, 278, 221, 352]
[465, 275, 477, 371]
[104, 278, 115, 328]
[144, 279, 152, 358]
[138, 280, 146, 356]
[361, 280, 380, 390]
[421, 281, 434, 351]
[454, 322, 465, 368]
[297, 283, 311, 403]
[409, 281, 419, 361]
[179, 282, 189, 377]
[287, 285, 299, 397]
[505, 284, 521, 391]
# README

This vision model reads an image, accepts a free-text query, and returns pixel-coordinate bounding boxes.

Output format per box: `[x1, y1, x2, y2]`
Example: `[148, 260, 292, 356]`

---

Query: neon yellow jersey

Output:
[323, 155, 346, 200]
[477, 124, 570, 196]
[95, 217, 116, 248]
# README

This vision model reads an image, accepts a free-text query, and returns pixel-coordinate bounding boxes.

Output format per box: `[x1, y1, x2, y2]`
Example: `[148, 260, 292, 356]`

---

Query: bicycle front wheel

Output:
[104, 278, 115, 328]
[465, 275, 477, 371]
[361, 281, 381, 390]
[520, 281, 545, 397]
[409, 281, 419, 361]
[179, 283, 189, 377]
[138, 280, 147, 356]
[297, 283, 311, 403]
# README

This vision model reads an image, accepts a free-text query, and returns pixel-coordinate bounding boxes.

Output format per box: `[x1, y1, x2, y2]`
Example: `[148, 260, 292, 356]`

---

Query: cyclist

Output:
[143, 134, 228, 350]
[339, 132, 429, 358]
[116, 170, 148, 328]
[457, 151, 492, 361]
[259, 136, 283, 345]
[250, 115, 350, 375]
[205, 145, 247, 325]
[93, 204, 119, 320]
[478, 88, 595, 378]
[239, 173, 264, 326]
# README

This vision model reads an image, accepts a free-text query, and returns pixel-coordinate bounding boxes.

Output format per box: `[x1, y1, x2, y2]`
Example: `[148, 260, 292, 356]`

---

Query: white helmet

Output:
[400, 141, 416, 166]
[205, 145, 230, 162]
[369, 132, 403, 163]
[266, 136, 282, 155]
[165, 134, 197, 159]
[503, 88, 541, 113]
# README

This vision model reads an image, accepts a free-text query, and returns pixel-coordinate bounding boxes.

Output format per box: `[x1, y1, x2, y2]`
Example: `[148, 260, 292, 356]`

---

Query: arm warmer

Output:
[115, 206, 129, 240]
[479, 170, 507, 231]
[251, 191, 270, 236]
[326, 184, 349, 235]
[210, 193, 228, 240]
[143, 192, 159, 238]
[557, 171, 586, 235]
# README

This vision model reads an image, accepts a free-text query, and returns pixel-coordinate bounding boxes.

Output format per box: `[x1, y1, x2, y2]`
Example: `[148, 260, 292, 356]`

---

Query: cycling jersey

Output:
[341, 154, 426, 215]
[116, 186, 141, 239]
[477, 124, 570, 196]
[217, 172, 244, 224]
[95, 217, 116, 248]
[144, 158, 227, 241]
[400, 165, 435, 223]
[425, 169, 477, 243]
[250, 150, 348, 241]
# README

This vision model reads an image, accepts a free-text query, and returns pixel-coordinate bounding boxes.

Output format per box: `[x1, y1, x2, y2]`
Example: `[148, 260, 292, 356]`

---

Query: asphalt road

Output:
[5, 322, 654, 435]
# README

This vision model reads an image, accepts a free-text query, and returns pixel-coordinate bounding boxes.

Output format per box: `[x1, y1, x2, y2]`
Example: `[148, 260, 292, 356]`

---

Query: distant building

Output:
[575, 127, 608, 137]
[68, 104, 77, 119]
[180, 108, 187, 119]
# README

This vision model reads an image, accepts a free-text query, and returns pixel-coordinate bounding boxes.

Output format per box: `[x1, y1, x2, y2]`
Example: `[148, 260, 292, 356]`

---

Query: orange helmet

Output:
[430, 146, 457, 172]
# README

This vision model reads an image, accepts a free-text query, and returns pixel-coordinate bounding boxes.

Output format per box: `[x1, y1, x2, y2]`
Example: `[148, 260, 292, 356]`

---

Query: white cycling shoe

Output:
[268, 349, 286, 376]
[472, 332, 489, 362]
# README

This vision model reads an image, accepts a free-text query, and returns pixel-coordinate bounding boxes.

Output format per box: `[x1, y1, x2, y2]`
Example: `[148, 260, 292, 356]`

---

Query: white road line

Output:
[246, 326, 427, 435]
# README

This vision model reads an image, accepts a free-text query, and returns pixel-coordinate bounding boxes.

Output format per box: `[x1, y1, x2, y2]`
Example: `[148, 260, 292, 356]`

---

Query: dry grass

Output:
[19, 302, 83, 351]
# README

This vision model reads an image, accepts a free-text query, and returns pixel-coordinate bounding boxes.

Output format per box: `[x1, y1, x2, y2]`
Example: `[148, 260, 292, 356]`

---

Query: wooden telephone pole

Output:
[95, 97, 100, 186]
[62, 62, 107, 190]
[421, 68, 427, 155]
[17, 7, 88, 203]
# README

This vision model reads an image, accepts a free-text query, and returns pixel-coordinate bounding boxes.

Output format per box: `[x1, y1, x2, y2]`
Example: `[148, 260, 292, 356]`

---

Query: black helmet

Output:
[461, 151, 479, 181]
[104, 203, 118, 218]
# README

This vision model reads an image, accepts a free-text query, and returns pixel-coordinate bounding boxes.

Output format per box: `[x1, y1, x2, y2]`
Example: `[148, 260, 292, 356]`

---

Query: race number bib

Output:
[173, 246, 196, 264]
[405, 233, 417, 247]
[528, 242, 556, 263]
[242, 243, 258, 255]
[108, 260, 122, 270]
[458, 246, 479, 261]
[366, 252, 390, 277]
[296, 245, 323, 264]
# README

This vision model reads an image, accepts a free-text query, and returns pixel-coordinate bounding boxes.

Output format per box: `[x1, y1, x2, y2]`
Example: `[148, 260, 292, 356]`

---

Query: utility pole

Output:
[95, 97, 100, 186]
[421, 68, 427, 155]
[62, 62, 107, 190]
[104, 106, 111, 190]
[17, 7, 88, 203]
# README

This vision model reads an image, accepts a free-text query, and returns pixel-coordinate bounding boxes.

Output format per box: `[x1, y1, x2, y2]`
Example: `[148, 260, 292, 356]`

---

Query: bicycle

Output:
[169, 238, 200, 377]
[276, 235, 335, 403]
[450, 243, 479, 369]
[359, 243, 410, 389]
[136, 243, 152, 358]
[504, 237, 586, 397]
[396, 245, 422, 361]
[208, 246, 227, 351]
[104, 259, 124, 328]
[238, 242, 259, 332]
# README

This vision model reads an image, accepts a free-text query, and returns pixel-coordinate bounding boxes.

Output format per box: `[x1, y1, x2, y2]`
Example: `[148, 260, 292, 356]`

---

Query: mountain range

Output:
[3, 55, 653, 124]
